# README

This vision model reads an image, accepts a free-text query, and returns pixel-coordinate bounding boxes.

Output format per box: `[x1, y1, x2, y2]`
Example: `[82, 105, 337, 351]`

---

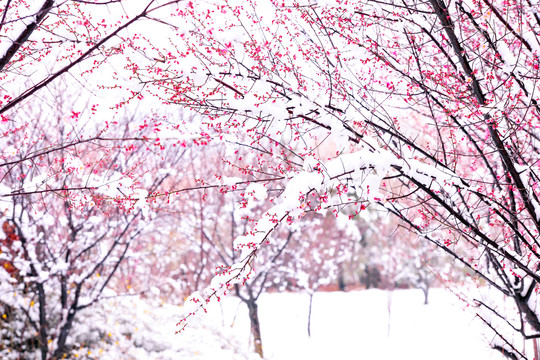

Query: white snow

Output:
[80, 288, 506, 360]
[245, 289, 502, 360]
[246, 183, 268, 201]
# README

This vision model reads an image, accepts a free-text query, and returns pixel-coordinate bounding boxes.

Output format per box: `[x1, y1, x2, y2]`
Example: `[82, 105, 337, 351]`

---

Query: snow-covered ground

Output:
[81, 288, 506, 359]
[220, 289, 504, 360]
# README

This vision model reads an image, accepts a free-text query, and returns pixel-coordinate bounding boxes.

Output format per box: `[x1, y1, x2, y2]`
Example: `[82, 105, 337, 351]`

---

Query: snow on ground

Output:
[215, 288, 505, 360]
[86, 288, 506, 359]
[71, 296, 259, 360]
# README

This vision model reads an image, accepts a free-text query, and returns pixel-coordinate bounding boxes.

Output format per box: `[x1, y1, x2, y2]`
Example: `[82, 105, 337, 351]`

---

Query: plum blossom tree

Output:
[0, 2, 191, 357]
[2, 0, 540, 358]
[149, 1, 540, 358]
[0, 87, 187, 358]
[159, 142, 325, 358]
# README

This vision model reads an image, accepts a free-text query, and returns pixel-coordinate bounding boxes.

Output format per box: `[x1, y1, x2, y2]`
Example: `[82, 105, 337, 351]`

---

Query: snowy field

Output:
[87, 288, 508, 359]
[218, 289, 505, 360]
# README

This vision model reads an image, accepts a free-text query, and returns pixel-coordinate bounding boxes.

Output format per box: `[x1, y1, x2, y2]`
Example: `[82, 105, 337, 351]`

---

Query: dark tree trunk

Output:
[37, 283, 48, 360]
[52, 311, 76, 360]
[338, 272, 346, 291]
[364, 267, 371, 289]
[246, 299, 263, 358]
[0, 0, 54, 72]
[362, 266, 380, 289]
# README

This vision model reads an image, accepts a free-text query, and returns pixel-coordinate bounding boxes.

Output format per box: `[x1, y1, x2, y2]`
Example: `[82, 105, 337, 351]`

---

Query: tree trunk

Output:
[364, 267, 371, 289]
[52, 310, 76, 359]
[387, 289, 393, 337]
[246, 299, 263, 358]
[338, 271, 346, 291]
[307, 291, 314, 337]
[37, 283, 48, 360]
[421, 284, 429, 305]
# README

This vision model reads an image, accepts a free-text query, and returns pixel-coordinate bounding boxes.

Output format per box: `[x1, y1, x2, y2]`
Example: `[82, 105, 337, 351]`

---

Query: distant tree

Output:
[358, 216, 457, 305]
[167, 143, 309, 358]
[0, 2, 192, 358]
[0, 103, 181, 359]
[279, 211, 362, 336]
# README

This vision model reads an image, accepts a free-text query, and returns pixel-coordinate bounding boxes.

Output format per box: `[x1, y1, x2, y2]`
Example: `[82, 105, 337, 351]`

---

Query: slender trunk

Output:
[533, 337, 539, 360]
[36, 283, 48, 360]
[387, 289, 393, 337]
[246, 299, 263, 358]
[365, 267, 371, 289]
[422, 286, 429, 305]
[230, 296, 243, 327]
[307, 291, 314, 337]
